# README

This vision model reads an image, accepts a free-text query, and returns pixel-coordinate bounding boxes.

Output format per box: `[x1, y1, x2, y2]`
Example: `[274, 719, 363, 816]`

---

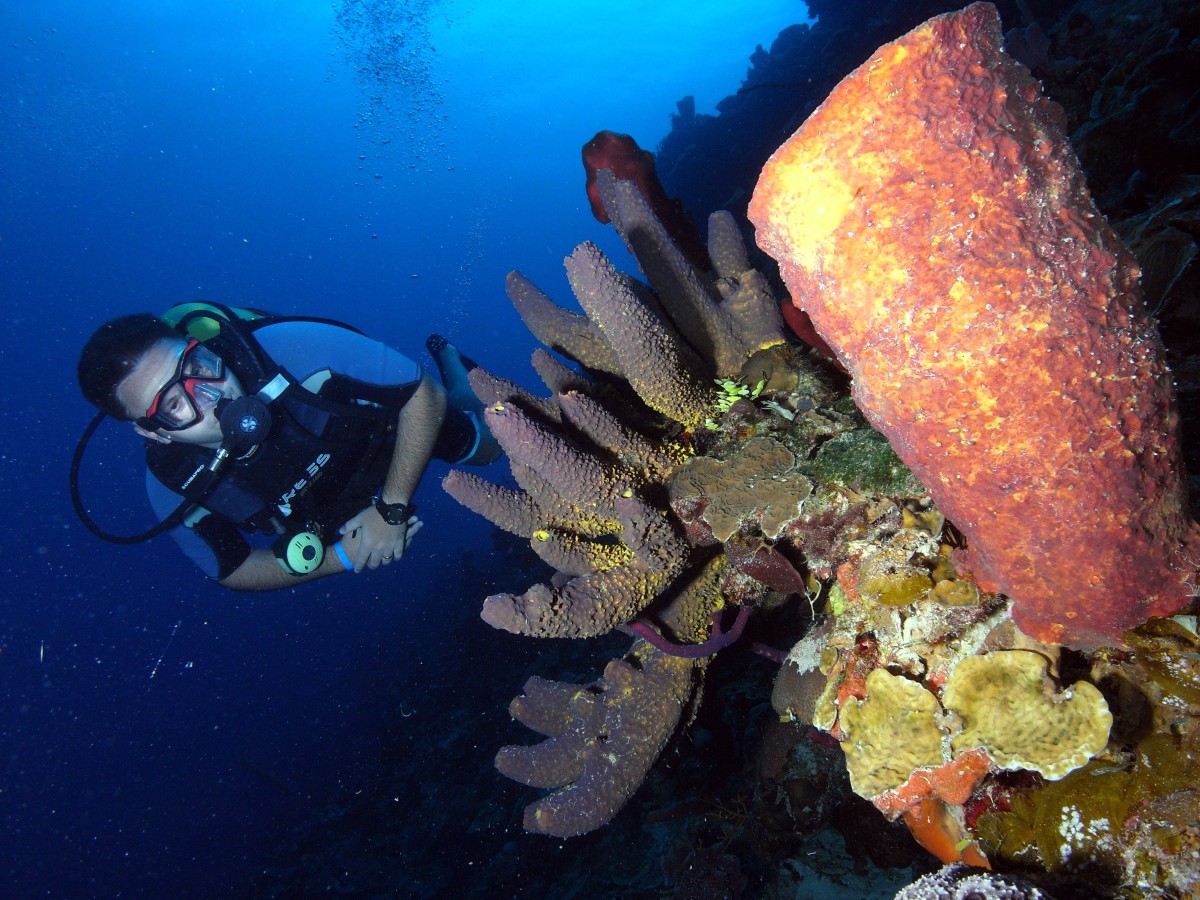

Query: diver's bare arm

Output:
[338, 373, 446, 570]
[380, 371, 447, 509]
[219, 547, 346, 592]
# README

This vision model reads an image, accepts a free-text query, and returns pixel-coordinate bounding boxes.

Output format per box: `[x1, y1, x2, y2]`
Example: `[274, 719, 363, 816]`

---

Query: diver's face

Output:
[117, 338, 244, 448]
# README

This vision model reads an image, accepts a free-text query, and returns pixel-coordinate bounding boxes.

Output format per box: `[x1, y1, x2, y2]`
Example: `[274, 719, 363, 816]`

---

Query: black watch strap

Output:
[375, 497, 414, 526]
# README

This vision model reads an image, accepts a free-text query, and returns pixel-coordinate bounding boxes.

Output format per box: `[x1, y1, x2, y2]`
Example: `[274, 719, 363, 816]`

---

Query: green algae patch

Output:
[808, 429, 924, 496]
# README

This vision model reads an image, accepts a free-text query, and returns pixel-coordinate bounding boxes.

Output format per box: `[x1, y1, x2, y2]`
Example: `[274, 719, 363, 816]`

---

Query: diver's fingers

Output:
[355, 532, 374, 573]
[340, 527, 369, 573]
[404, 517, 424, 546]
[338, 507, 370, 537]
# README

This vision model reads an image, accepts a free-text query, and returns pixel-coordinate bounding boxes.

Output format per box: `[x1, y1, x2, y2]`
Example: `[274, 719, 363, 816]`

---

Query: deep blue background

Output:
[1, 1, 809, 895]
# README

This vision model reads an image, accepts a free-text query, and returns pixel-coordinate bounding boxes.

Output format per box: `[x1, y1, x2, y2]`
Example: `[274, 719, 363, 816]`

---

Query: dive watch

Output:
[374, 498, 414, 526]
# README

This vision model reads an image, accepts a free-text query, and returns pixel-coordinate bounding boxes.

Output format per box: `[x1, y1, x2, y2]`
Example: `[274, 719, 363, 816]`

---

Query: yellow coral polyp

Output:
[942, 651, 1112, 780]
[587, 542, 635, 572]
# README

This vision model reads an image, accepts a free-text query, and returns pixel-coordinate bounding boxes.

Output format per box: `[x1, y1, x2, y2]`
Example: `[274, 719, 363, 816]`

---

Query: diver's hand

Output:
[338, 506, 423, 572]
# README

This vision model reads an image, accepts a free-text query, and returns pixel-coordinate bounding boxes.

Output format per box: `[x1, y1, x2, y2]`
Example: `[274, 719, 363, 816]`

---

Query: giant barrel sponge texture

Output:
[749, 2, 1199, 647]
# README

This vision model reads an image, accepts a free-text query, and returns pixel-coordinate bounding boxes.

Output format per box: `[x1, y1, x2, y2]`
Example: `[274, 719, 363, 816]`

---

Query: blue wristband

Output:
[333, 540, 353, 571]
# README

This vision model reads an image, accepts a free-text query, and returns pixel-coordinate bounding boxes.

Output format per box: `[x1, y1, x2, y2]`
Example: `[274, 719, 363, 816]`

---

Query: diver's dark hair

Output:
[77, 314, 177, 419]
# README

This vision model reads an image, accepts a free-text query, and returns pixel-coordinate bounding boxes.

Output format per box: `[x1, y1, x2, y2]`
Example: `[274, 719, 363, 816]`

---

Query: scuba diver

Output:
[73, 302, 501, 592]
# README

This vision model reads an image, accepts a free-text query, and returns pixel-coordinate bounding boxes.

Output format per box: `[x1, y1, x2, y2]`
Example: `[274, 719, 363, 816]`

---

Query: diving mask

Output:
[137, 339, 227, 432]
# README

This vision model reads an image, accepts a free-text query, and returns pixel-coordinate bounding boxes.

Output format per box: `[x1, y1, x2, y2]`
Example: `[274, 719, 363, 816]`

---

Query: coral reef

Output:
[750, 6, 1200, 896]
[440, 6, 1200, 894]
[258, 0, 1200, 894]
[969, 618, 1200, 892]
[748, 1, 1200, 649]
[444, 167, 934, 838]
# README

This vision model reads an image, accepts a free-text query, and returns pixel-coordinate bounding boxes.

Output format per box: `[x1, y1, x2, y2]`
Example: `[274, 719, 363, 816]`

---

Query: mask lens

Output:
[183, 344, 223, 380]
[190, 381, 223, 411]
[155, 383, 197, 428]
[145, 340, 226, 431]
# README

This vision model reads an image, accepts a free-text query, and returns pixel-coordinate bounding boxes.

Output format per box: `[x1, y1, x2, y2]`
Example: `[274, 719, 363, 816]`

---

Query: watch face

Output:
[377, 499, 411, 524]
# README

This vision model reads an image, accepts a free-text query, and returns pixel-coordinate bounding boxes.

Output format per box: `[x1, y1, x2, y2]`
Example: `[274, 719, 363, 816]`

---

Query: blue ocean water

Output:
[0, 1, 809, 896]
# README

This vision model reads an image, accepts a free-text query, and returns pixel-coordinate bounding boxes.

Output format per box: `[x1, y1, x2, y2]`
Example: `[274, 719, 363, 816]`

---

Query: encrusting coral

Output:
[829, 643, 1112, 858]
[670, 436, 812, 542]
[442, 4, 1200, 891]
[942, 650, 1112, 780]
[748, 0, 1200, 650]
[967, 618, 1200, 891]
[839, 669, 944, 800]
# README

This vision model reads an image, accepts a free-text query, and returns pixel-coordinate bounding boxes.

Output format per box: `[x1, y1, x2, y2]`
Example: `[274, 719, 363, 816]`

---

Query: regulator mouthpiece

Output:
[217, 396, 272, 457]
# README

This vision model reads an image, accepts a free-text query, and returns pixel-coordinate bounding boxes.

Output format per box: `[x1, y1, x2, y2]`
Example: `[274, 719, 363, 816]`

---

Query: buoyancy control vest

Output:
[146, 303, 417, 541]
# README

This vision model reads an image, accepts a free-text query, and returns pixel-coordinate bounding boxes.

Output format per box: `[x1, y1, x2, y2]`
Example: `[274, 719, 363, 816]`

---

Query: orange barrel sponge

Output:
[748, 2, 1199, 648]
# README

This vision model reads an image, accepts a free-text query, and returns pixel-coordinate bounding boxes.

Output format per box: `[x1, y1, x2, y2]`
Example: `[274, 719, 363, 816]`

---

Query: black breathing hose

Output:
[69, 396, 272, 545]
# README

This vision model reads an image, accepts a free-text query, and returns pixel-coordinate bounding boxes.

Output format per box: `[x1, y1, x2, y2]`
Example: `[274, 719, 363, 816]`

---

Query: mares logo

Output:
[276, 452, 332, 517]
